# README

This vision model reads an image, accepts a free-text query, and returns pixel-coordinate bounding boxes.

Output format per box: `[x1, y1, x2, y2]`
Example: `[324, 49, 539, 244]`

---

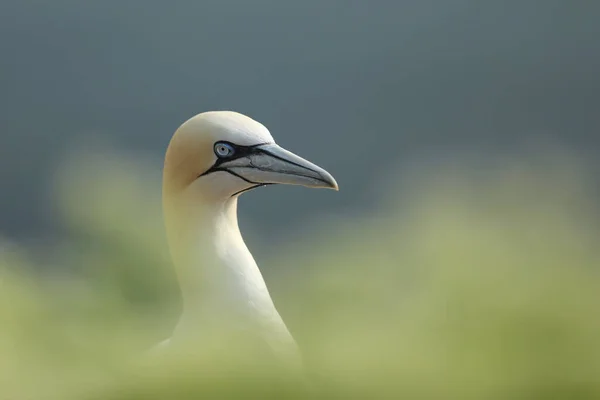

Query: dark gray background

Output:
[1, 0, 599, 245]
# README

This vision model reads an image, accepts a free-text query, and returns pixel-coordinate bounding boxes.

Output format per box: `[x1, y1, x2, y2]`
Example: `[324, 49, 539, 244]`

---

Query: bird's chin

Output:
[231, 183, 273, 197]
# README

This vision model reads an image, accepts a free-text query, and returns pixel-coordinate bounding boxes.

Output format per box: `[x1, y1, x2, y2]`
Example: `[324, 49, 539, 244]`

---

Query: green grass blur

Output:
[1, 146, 599, 399]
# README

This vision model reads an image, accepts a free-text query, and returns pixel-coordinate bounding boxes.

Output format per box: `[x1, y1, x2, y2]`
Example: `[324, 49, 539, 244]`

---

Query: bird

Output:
[157, 111, 338, 368]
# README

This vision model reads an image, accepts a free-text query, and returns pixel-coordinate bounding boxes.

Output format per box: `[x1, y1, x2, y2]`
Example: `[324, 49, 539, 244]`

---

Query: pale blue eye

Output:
[214, 142, 235, 158]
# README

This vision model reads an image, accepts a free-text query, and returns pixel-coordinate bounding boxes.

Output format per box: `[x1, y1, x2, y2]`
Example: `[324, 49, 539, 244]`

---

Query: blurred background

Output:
[1, 1, 600, 399]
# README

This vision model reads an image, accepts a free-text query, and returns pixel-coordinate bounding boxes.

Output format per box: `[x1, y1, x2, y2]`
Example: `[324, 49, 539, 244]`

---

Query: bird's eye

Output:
[214, 142, 235, 158]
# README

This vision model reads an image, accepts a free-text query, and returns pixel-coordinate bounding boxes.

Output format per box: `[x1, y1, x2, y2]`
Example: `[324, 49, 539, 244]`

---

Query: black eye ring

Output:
[214, 142, 235, 158]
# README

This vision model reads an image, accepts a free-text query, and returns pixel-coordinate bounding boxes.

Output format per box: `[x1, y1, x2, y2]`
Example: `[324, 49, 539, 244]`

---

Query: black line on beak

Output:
[257, 147, 319, 174]
[217, 168, 258, 185]
[231, 183, 272, 197]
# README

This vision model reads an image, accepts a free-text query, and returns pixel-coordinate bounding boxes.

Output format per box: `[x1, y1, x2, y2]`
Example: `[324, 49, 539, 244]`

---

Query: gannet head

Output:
[163, 111, 338, 202]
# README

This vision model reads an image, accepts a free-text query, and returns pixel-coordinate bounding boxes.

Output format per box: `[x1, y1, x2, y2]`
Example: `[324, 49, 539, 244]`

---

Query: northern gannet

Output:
[159, 111, 338, 365]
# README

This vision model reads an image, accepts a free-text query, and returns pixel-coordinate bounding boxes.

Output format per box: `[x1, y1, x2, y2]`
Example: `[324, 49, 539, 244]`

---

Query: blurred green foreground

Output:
[1, 147, 599, 399]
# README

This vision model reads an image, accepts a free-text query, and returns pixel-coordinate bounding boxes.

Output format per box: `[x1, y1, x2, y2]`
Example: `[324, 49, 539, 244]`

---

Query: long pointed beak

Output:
[220, 144, 338, 190]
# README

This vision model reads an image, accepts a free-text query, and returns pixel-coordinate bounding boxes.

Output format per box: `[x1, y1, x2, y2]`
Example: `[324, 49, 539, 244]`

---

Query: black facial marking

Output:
[198, 142, 276, 197]
[199, 141, 271, 179]
[198, 141, 321, 196]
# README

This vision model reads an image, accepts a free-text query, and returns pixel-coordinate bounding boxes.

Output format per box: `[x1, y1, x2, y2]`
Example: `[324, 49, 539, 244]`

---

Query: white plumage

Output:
[157, 111, 337, 365]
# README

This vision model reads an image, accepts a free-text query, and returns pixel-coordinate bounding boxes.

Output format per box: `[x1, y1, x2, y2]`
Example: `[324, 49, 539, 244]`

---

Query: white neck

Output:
[163, 194, 298, 358]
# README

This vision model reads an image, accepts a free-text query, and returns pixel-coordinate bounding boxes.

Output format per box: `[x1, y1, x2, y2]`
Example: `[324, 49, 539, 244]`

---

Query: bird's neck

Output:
[164, 195, 294, 347]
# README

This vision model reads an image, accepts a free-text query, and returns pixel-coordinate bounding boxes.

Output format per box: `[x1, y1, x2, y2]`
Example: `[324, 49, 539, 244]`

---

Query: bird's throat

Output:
[163, 196, 290, 343]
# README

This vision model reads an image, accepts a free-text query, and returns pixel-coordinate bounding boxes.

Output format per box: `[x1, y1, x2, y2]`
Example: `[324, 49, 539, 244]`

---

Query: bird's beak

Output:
[220, 143, 338, 190]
